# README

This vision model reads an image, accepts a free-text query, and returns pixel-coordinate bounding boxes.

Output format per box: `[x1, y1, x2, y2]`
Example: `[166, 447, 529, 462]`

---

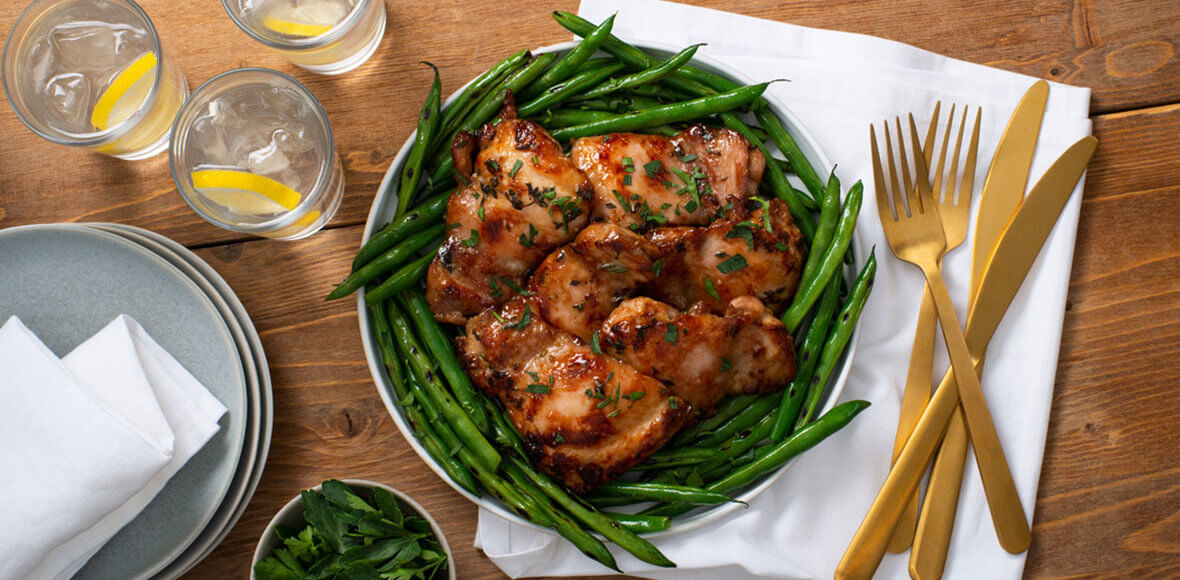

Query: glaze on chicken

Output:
[529, 223, 659, 341]
[426, 95, 593, 324]
[646, 197, 805, 315]
[570, 125, 766, 231]
[600, 296, 796, 414]
[459, 298, 691, 493]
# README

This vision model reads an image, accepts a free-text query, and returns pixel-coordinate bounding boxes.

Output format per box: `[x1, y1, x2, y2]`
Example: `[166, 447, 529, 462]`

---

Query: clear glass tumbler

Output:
[221, 0, 386, 75]
[3, 0, 188, 159]
[169, 68, 344, 240]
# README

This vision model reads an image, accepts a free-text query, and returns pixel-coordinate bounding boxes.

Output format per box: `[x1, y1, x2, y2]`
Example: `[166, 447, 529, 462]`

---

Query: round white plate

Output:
[357, 41, 865, 537]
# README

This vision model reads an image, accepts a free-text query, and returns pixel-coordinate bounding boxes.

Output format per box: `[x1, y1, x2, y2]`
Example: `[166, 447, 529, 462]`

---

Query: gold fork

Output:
[886, 103, 981, 552]
[835, 115, 1029, 580]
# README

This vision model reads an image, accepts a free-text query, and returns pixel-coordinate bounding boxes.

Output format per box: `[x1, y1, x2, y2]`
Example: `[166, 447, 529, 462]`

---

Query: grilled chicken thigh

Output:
[459, 299, 691, 492]
[529, 223, 659, 341]
[600, 296, 796, 414]
[646, 197, 805, 315]
[570, 125, 766, 231]
[426, 95, 593, 324]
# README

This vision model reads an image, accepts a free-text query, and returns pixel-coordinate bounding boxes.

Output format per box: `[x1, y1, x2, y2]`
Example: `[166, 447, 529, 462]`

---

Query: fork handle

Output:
[919, 265, 1032, 553]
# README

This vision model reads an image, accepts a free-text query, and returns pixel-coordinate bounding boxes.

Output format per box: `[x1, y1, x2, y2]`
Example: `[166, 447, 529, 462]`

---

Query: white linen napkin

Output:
[0, 316, 227, 580]
[474, 1, 1093, 578]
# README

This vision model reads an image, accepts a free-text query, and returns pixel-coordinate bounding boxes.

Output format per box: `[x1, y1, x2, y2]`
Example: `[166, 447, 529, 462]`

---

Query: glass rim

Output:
[1, 0, 166, 147]
[168, 67, 338, 234]
[220, 0, 373, 51]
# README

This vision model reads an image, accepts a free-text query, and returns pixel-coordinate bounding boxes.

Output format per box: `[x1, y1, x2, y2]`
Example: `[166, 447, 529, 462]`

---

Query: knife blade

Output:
[911, 81, 1050, 579]
[837, 135, 1098, 580]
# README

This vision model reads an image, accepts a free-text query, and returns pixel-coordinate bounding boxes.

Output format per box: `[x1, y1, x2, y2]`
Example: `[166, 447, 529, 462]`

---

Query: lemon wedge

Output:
[91, 52, 158, 131]
[262, 16, 334, 37]
[192, 168, 303, 213]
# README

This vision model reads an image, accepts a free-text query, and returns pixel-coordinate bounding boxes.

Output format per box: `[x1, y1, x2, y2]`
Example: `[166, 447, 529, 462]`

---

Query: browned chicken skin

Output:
[459, 299, 691, 493]
[529, 223, 659, 342]
[426, 95, 594, 324]
[600, 296, 796, 414]
[570, 125, 766, 231]
[646, 197, 805, 315]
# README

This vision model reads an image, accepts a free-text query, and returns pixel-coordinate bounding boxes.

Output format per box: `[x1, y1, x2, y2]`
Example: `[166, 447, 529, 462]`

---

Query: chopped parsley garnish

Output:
[721, 357, 732, 372]
[652, 257, 665, 277]
[726, 222, 757, 251]
[774, 242, 792, 252]
[553, 433, 565, 443]
[518, 223, 538, 248]
[752, 197, 773, 231]
[508, 159, 523, 178]
[705, 277, 721, 301]
[491, 310, 506, 323]
[477, 204, 486, 221]
[591, 330, 602, 355]
[507, 306, 532, 330]
[461, 229, 479, 247]
[485, 159, 500, 172]
[499, 276, 533, 296]
[664, 323, 679, 344]
[680, 153, 698, 163]
[625, 391, 645, 401]
[488, 277, 503, 298]
[717, 253, 748, 274]
[622, 174, 632, 186]
[643, 160, 663, 177]
[621, 157, 635, 172]
[531, 154, 539, 165]
[668, 397, 679, 409]
[526, 374, 554, 394]
[598, 262, 627, 273]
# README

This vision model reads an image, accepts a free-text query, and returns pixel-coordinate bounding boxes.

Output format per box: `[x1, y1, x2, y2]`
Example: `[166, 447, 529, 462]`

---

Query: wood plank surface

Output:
[0, 1, 1176, 579]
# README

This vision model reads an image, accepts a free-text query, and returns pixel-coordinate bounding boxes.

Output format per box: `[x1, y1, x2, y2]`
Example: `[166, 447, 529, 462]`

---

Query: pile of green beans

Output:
[330, 13, 877, 571]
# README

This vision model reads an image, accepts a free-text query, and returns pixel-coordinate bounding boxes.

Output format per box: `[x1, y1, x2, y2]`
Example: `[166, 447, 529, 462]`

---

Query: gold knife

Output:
[836, 135, 1098, 580]
[911, 81, 1049, 579]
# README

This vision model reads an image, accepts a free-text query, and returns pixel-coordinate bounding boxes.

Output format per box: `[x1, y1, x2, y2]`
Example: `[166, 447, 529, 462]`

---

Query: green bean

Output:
[795, 252, 876, 429]
[426, 52, 560, 185]
[693, 393, 780, 448]
[484, 398, 528, 460]
[697, 413, 776, 480]
[574, 94, 664, 113]
[771, 276, 840, 441]
[387, 302, 501, 471]
[635, 445, 719, 470]
[587, 481, 738, 506]
[365, 250, 436, 305]
[720, 114, 816, 240]
[798, 173, 842, 290]
[328, 225, 443, 300]
[370, 302, 479, 494]
[643, 400, 871, 518]
[573, 44, 702, 102]
[508, 456, 675, 568]
[624, 82, 691, 102]
[520, 14, 616, 101]
[351, 191, 450, 273]
[438, 49, 529, 141]
[394, 63, 442, 219]
[781, 181, 864, 331]
[600, 512, 671, 534]
[755, 108, 826, 200]
[550, 82, 770, 141]
[518, 62, 627, 118]
[536, 108, 616, 128]
[400, 290, 491, 434]
[502, 461, 619, 571]
[668, 394, 757, 446]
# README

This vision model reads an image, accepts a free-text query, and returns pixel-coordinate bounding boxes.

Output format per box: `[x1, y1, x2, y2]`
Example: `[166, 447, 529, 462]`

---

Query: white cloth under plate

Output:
[0, 316, 226, 580]
[474, 1, 1093, 578]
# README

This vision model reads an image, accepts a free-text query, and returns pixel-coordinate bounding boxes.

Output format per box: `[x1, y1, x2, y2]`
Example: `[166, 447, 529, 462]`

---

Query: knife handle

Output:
[910, 406, 970, 580]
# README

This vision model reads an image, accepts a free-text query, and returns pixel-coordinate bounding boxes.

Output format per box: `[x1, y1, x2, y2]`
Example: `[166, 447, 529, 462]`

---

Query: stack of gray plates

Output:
[0, 223, 272, 579]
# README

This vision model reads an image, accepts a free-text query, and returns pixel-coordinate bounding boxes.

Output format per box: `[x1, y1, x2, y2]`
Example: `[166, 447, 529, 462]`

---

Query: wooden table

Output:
[2, 1, 1177, 578]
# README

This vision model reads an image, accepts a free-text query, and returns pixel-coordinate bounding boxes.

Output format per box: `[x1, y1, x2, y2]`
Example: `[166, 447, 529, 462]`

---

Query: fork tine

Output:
[923, 101, 942, 167]
[958, 107, 982, 207]
[870, 124, 896, 222]
[907, 114, 935, 213]
[944, 105, 968, 204]
[883, 120, 908, 217]
[930, 103, 956, 203]
[894, 117, 916, 213]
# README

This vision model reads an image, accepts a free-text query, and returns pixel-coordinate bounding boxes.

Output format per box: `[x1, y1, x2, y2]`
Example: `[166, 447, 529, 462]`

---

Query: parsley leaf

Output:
[622, 174, 632, 186]
[652, 258, 665, 277]
[591, 330, 602, 355]
[526, 375, 554, 394]
[598, 262, 627, 273]
[705, 277, 721, 301]
[508, 159, 523, 178]
[488, 277, 503, 298]
[717, 254, 748, 274]
[518, 223, 538, 248]
[643, 160, 663, 177]
[461, 229, 479, 247]
[668, 397, 679, 409]
[485, 159, 499, 172]
[621, 157, 635, 172]
[507, 306, 532, 330]
[680, 153, 698, 162]
[721, 357, 732, 372]
[664, 323, 679, 344]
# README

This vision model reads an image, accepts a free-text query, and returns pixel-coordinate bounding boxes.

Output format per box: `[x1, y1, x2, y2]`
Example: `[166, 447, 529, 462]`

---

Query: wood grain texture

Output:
[0, 1, 1177, 579]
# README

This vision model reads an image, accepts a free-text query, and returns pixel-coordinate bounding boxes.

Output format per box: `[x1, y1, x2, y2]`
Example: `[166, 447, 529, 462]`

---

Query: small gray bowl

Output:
[251, 479, 455, 580]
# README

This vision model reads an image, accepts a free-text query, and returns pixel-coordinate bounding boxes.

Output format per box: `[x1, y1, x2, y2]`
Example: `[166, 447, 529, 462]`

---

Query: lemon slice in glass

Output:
[261, 16, 334, 37]
[192, 168, 303, 214]
[91, 52, 158, 131]
[261, 1, 346, 38]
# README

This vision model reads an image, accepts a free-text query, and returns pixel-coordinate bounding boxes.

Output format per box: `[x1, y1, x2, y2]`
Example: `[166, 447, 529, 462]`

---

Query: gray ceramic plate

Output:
[0, 225, 248, 580]
[86, 223, 274, 579]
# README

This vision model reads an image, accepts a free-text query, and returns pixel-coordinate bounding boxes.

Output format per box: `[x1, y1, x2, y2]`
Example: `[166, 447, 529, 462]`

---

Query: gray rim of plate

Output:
[355, 40, 866, 538]
[84, 223, 274, 579]
[0, 224, 248, 580]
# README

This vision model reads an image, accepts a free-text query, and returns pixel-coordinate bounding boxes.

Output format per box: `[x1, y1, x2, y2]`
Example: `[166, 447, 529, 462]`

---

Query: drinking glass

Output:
[169, 68, 344, 240]
[3, 0, 188, 159]
[221, 0, 386, 75]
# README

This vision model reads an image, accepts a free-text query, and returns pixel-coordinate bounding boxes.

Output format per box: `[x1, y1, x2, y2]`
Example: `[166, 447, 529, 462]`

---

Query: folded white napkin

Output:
[474, 1, 1093, 578]
[0, 316, 227, 580]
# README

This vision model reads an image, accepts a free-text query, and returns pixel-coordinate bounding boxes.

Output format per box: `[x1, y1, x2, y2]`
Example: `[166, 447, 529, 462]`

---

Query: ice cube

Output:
[246, 137, 292, 177]
[49, 21, 122, 71]
[46, 72, 92, 125]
